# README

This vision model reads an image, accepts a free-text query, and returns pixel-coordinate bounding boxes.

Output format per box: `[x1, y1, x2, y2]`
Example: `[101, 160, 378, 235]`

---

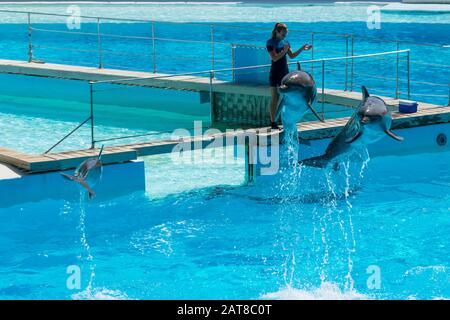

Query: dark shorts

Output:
[269, 66, 289, 87]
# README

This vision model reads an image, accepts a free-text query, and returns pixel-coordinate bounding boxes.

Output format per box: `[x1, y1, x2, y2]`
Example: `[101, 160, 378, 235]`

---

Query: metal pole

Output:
[27, 12, 33, 63]
[322, 60, 325, 121]
[395, 41, 399, 99]
[90, 82, 95, 149]
[211, 25, 215, 75]
[350, 36, 354, 92]
[97, 17, 102, 69]
[209, 71, 214, 125]
[245, 138, 255, 184]
[231, 44, 235, 82]
[345, 35, 349, 91]
[407, 50, 410, 100]
[311, 32, 315, 76]
[152, 21, 156, 73]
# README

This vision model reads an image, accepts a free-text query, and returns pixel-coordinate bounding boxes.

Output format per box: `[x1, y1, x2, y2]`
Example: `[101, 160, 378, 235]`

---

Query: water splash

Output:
[76, 190, 96, 298]
[261, 282, 369, 300]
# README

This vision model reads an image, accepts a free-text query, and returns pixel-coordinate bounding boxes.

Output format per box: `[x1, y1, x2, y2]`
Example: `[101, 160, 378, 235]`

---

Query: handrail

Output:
[1, 9, 448, 48]
[44, 116, 92, 154]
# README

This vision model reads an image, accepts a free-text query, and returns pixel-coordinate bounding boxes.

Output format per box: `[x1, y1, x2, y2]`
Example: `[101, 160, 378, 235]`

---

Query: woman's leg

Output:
[270, 86, 279, 126]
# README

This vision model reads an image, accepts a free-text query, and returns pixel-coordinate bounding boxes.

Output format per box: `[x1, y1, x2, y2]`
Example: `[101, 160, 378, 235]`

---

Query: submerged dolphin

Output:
[274, 70, 324, 134]
[61, 145, 104, 199]
[300, 86, 403, 168]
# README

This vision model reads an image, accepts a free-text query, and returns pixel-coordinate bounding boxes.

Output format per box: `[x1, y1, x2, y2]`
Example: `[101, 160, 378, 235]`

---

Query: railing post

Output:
[350, 36, 354, 92]
[310, 32, 315, 76]
[321, 59, 325, 121]
[90, 82, 95, 149]
[209, 71, 215, 125]
[245, 138, 255, 184]
[345, 35, 349, 91]
[211, 25, 215, 76]
[97, 17, 103, 69]
[407, 50, 410, 100]
[152, 21, 156, 73]
[27, 12, 33, 63]
[231, 44, 235, 82]
[395, 41, 399, 99]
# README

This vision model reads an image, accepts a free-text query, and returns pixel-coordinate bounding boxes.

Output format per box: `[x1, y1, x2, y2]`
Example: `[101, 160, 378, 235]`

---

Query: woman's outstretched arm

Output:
[288, 44, 313, 59]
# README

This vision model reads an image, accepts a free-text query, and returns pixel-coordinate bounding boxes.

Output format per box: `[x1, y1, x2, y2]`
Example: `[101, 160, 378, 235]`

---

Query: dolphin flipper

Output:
[307, 103, 324, 123]
[345, 131, 363, 144]
[299, 154, 329, 168]
[385, 130, 404, 141]
[61, 172, 77, 182]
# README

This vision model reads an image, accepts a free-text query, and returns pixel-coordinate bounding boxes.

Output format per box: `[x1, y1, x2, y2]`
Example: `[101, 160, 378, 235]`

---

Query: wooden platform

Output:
[1, 103, 449, 174]
[0, 59, 416, 108]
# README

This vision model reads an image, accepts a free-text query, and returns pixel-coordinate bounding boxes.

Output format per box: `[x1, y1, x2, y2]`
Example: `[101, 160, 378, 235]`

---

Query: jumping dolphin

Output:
[61, 145, 104, 199]
[300, 86, 403, 168]
[274, 70, 324, 134]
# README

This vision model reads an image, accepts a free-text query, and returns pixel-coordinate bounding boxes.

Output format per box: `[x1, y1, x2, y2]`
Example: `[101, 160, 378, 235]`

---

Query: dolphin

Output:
[300, 86, 403, 168]
[61, 145, 104, 199]
[274, 70, 324, 134]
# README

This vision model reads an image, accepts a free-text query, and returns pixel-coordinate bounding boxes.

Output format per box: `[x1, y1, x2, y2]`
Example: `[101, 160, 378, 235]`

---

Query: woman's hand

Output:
[301, 44, 313, 51]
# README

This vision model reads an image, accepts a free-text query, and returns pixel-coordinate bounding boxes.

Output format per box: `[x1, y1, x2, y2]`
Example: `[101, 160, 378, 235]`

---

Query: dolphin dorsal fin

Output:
[362, 86, 370, 102]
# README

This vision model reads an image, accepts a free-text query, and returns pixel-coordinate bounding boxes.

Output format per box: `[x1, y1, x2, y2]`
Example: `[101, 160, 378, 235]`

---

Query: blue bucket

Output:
[399, 100, 418, 113]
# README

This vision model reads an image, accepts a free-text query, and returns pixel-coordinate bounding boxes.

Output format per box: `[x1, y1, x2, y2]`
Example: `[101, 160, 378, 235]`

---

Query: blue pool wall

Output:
[0, 73, 210, 117]
[0, 160, 146, 208]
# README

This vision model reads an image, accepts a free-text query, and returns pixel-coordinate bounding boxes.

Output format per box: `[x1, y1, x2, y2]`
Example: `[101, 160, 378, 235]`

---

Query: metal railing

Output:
[41, 50, 414, 154]
[1, 9, 449, 75]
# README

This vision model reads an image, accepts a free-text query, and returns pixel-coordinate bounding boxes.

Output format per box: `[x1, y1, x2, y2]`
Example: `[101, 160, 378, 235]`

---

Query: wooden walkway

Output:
[1, 103, 449, 173]
[0, 59, 416, 108]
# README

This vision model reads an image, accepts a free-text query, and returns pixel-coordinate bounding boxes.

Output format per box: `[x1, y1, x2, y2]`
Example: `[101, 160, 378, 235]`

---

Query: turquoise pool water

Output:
[0, 148, 449, 299]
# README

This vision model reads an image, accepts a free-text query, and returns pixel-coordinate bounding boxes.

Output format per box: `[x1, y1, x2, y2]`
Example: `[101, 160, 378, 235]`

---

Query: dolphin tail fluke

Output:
[78, 179, 96, 199]
[299, 155, 329, 168]
[60, 173, 96, 199]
